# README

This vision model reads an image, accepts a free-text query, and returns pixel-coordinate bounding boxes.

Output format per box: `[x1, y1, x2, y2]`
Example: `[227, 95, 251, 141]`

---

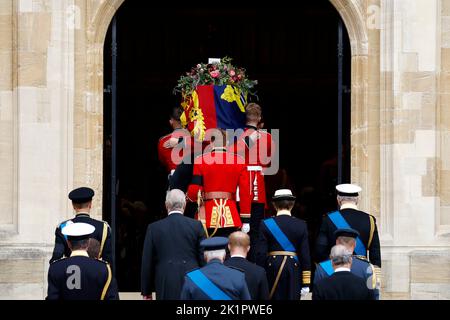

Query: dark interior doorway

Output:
[103, 1, 351, 291]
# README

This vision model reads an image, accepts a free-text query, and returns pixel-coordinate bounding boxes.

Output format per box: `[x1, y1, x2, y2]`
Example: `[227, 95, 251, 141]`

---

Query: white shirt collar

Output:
[276, 210, 291, 216]
[70, 250, 89, 258]
[340, 203, 358, 210]
[230, 254, 247, 259]
[168, 210, 183, 216]
[334, 267, 351, 273]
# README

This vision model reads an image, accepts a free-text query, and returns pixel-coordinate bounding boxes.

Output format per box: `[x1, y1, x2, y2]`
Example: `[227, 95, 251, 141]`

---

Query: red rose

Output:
[229, 70, 236, 77]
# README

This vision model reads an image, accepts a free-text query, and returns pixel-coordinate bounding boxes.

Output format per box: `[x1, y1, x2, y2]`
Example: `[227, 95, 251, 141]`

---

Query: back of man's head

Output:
[228, 231, 250, 257]
[245, 103, 262, 124]
[336, 236, 356, 251]
[170, 107, 183, 122]
[72, 201, 92, 211]
[272, 199, 295, 211]
[330, 244, 353, 268]
[165, 189, 186, 213]
[69, 238, 90, 252]
[204, 249, 226, 263]
[337, 195, 358, 206]
[169, 107, 183, 129]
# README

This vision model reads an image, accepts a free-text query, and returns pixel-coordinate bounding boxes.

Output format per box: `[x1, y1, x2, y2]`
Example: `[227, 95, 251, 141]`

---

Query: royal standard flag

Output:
[181, 85, 247, 141]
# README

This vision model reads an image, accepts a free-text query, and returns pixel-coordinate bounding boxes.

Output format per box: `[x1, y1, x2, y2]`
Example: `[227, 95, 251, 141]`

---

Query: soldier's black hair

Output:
[170, 107, 183, 122]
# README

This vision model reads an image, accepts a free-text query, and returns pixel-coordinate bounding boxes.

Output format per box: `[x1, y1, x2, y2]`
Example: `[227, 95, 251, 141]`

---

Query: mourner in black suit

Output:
[255, 189, 311, 300]
[141, 189, 206, 300]
[224, 231, 269, 300]
[314, 228, 380, 299]
[181, 237, 251, 300]
[315, 184, 381, 268]
[312, 244, 375, 300]
[50, 187, 112, 265]
[47, 223, 119, 300]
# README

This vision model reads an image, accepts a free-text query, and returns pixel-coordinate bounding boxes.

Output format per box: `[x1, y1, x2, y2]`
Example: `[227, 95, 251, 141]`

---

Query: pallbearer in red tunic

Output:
[157, 107, 192, 174]
[187, 129, 252, 238]
[230, 103, 275, 262]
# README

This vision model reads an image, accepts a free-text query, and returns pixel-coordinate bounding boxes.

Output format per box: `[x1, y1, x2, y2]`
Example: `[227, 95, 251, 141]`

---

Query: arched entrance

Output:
[101, 2, 352, 291]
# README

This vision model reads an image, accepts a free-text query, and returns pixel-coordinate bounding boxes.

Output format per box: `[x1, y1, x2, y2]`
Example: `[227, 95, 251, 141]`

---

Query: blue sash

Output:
[263, 218, 298, 262]
[187, 269, 232, 300]
[59, 221, 71, 241]
[319, 260, 334, 276]
[328, 211, 366, 256]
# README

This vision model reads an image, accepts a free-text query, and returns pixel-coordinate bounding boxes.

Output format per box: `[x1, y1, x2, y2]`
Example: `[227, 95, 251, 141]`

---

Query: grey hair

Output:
[165, 189, 186, 212]
[204, 249, 226, 262]
[337, 195, 358, 204]
[330, 244, 353, 266]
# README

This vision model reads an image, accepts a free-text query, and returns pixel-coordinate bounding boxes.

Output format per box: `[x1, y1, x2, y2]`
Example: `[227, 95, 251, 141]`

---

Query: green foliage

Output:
[174, 57, 258, 96]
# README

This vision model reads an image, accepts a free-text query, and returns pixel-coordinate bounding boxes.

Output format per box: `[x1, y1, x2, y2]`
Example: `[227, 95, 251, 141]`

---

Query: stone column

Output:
[0, 0, 75, 299]
[380, 0, 450, 299]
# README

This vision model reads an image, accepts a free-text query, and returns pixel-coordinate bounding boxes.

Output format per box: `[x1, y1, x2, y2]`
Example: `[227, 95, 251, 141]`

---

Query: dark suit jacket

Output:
[141, 212, 206, 299]
[315, 208, 381, 267]
[224, 256, 269, 300]
[50, 213, 112, 265]
[312, 271, 375, 300]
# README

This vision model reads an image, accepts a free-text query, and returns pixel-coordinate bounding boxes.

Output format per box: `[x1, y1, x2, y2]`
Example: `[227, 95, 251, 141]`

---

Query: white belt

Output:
[247, 166, 263, 171]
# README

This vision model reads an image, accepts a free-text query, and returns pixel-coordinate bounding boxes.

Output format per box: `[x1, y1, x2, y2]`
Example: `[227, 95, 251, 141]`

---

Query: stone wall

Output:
[0, 0, 75, 299]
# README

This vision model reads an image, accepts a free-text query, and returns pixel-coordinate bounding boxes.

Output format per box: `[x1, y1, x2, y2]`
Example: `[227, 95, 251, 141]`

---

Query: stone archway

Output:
[75, 0, 378, 220]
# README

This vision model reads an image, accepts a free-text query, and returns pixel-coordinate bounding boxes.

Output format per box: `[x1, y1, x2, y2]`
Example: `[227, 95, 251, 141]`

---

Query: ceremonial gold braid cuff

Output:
[374, 266, 382, 288]
[302, 271, 311, 285]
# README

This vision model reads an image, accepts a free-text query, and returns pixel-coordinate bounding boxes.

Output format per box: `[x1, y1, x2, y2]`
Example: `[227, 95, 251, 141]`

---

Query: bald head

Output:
[228, 231, 250, 258]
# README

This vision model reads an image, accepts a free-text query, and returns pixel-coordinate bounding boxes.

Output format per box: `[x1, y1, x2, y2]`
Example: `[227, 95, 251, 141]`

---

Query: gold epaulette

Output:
[354, 255, 369, 262]
[96, 258, 109, 264]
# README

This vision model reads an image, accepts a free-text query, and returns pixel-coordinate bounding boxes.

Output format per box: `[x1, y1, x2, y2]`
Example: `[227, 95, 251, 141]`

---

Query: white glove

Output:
[241, 223, 250, 233]
[301, 287, 310, 296]
[163, 137, 179, 148]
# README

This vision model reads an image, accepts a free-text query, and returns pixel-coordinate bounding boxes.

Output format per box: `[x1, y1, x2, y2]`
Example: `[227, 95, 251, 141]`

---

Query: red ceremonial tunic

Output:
[229, 125, 275, 206]
[157, 129, 192, 173]
[187, 148, 252, 229]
